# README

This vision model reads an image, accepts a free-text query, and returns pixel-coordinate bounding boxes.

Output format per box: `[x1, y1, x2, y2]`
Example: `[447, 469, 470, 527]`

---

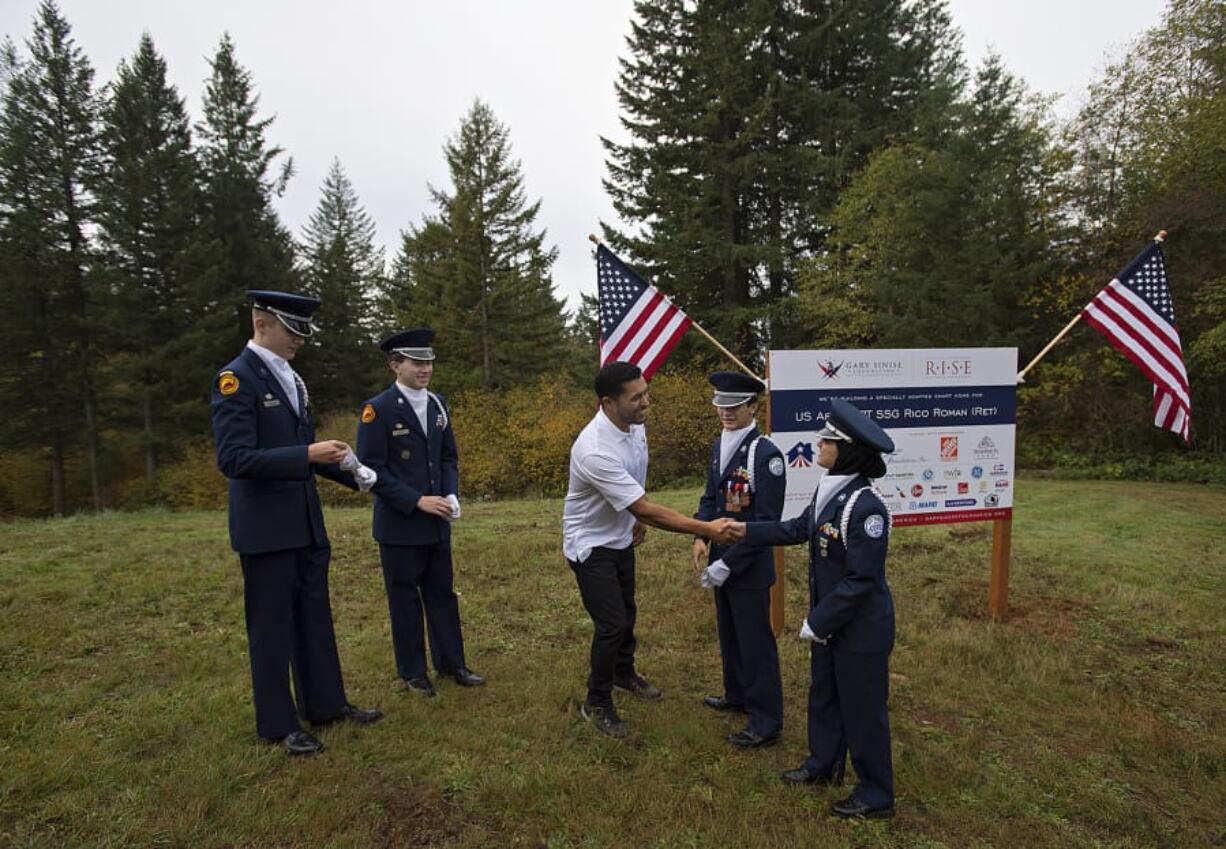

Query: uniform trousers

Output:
[569, 545, 638, 707]
[713, 585, 783, 737]
[240, 545, 347, 739]
[379, 542, 467, 679]
[804, 644, 894, 808]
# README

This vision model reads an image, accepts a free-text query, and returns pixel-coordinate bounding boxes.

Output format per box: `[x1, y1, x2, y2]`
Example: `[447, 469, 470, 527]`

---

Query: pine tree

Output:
[392, 100, 567, 391]
[0, 2, 101, 513]
[602, 0, 958, 362]
[297, 158, 385, 410]
[796, 56, 1058, 350]
[182, 34, 296, 404]
[95, 32, 198, 483]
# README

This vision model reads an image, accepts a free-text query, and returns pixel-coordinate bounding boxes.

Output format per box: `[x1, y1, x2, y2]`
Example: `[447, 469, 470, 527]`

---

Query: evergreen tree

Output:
[796, 56, 1058, 350]
[602, 0, 958, 363]
[95, 32, 198, 482]
[297, 158, 385, 409]
[392, 100, 567, 391]
[0, 2, 101, 513]
[182, 34, 296, 405]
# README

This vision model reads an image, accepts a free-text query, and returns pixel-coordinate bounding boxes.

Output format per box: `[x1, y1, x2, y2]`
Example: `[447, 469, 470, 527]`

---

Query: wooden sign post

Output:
[988, 517, 1012, 617]
[763, 361, 786, 636]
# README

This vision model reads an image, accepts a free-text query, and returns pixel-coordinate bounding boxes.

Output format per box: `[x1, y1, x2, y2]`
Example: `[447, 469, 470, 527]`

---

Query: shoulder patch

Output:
[863, 514, 886, 539]
[361, 403, 377, 424]
[218, 371, 239, 396]
[769, 456, 785, 477]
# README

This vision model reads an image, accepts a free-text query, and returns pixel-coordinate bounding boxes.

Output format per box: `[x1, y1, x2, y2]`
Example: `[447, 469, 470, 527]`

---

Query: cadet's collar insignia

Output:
[436, 413, 445, 429]
[361, 404, 376, 423]
[837, 493, 847, 503]
[397, 397, 404, 404]
[740, 445, 747, 452]
[218, 371, 239, 396]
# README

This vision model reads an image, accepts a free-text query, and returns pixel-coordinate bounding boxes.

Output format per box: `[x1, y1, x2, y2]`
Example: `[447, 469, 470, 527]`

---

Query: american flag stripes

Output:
[596, 245, 692, 379]
[1081, 241, 1191, 443]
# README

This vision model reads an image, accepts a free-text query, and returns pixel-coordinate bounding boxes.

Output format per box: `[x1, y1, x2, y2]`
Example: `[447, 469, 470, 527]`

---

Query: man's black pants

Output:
[240, 544, 347, 740]
[569, 545, 637, 707]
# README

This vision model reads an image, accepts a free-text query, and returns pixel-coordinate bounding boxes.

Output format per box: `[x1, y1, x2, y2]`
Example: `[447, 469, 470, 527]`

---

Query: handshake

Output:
[702, 518, 746, 546]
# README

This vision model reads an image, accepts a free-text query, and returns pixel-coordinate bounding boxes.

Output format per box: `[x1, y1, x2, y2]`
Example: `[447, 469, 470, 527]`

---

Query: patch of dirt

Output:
[949, 579, 1090, 642]
[378, 784, 473, 848]
[948, 525, 990, 541]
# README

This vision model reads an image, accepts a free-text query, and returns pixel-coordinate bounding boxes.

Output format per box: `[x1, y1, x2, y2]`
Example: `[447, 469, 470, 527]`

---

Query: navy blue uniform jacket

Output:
[745, 475, 894, 652]
[356, 383, 459, 546]
[695, 428, 786, 590]
[212, 347, 357, 555]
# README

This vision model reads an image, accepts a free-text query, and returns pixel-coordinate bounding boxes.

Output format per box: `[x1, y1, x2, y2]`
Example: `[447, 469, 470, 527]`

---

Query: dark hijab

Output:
[829, 439, 887, 479]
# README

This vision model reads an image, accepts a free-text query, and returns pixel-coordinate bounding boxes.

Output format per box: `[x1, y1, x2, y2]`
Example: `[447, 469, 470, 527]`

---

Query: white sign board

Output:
[768, 348, 1018, 526]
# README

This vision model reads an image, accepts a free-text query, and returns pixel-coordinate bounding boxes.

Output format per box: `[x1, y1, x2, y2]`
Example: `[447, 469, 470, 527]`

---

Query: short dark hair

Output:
[594, 361, 643, 400]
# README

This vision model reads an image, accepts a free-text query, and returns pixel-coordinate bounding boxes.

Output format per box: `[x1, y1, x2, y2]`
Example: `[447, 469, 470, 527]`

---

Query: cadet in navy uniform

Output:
[356, 328, 484, 696]
[691, 371, 786, 749]
[729, 398, 897, 819]
[212, 290, 383, 756]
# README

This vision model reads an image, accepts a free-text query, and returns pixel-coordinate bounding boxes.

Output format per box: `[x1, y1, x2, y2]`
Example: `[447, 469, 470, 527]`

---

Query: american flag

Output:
[596, 245, 692, 379]
[1081, 241, 1190, 443]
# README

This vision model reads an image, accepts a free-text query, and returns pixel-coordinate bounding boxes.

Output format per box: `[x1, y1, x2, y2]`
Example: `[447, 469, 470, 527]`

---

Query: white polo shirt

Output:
[562, 409, 648, 563]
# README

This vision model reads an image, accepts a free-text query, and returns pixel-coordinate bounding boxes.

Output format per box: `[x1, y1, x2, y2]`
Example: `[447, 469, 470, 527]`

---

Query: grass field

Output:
[2, 479, 1225, 849]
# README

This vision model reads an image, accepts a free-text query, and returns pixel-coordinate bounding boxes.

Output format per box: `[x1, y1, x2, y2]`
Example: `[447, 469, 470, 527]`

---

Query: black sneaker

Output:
[581, 702, 628, 738]
[614, 673, 662, 700]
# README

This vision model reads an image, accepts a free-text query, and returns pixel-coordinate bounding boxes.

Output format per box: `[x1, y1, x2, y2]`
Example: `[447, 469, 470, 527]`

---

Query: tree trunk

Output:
[50, 440, 65, 517]
[84, 391, 101, 510]
[142, 392, 156, 483]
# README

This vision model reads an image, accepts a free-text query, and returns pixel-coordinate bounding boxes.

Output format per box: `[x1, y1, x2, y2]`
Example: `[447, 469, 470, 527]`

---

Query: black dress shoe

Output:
[404, 676, 436, 697]
[340, 703, 383, 724]
[726, 729, 779, 749]
[702, 695, 746, 713]
[780, 767, 842, 786]
[282, 730, 324, 756]
[830, 795, 894, 819]
[450, 667, 486, 687]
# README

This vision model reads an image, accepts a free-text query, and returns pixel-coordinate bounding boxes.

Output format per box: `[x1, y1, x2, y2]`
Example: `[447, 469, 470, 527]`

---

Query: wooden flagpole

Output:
[1017, 229, 1167, 384]
[588, 233, 764, 383]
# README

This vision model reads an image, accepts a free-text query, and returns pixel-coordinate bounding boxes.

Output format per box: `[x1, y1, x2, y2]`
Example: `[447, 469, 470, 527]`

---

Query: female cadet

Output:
[730, 398, 897, 819]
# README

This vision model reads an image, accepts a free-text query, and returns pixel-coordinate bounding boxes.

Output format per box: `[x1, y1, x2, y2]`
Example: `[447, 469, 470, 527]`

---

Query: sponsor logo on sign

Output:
[922, 469, 934, 481]
[971, 465, 984, 479]
[944, 498, 977, 507]
[815, 357, 905, 381]
[930, 484, 948, 494]
[908, 500, 938, 510]
[924, 358, 973, 378]
[991, 463, 1008, 475]
[943, 468, 962, 480]
[973, 435, 1000, 459]
[978, 481, 989, 492]
[940, 436, 958, 461]
[788, 442, 814, 467]
[995, 479, 1010, 488]
[910, 484, 924, 497]
[957, 482, 969, 494]
[985, 492, 1000, 507]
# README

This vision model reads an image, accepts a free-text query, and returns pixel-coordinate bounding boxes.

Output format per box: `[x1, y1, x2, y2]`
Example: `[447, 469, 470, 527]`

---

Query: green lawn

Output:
[2, 479, 1224, 848]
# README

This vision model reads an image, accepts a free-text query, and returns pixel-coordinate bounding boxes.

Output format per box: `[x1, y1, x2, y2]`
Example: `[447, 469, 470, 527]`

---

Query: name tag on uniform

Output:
[392, 424, 410, 436]
[262, 398, 281, 408]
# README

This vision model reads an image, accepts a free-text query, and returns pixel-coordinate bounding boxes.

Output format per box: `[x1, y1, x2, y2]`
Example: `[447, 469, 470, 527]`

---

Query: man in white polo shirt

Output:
[564, 360, 739, 738]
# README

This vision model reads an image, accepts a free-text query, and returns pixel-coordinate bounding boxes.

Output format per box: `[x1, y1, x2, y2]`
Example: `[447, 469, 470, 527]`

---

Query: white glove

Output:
[699, 559, 730, 588]
[799, 619, 828, 645]
[445, 494, 461, 521]
[354, 464, 377, 493]
[339, 448, 360, 472]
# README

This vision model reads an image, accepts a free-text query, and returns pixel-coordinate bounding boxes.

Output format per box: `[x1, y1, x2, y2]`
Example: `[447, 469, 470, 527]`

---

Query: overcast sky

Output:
[1, 0, 1169, 311]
